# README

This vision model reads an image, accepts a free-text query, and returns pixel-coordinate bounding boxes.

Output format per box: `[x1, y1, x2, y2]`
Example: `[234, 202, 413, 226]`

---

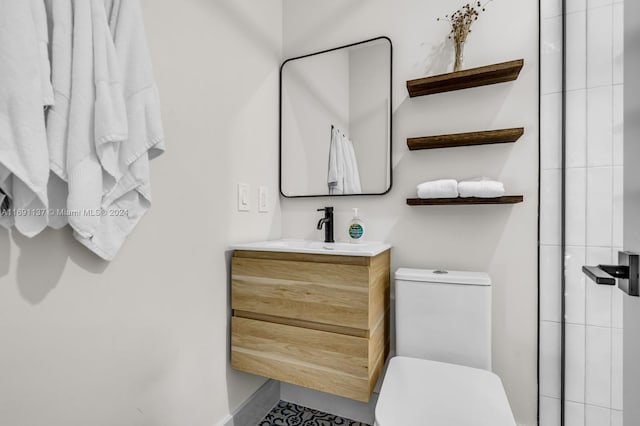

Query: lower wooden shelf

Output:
[407, 196, 524, 205]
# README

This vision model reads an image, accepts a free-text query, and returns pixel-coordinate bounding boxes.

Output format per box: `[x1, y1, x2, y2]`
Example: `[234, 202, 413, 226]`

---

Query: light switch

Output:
[259, 186, 268, 212]
[238, 183, 250, 212]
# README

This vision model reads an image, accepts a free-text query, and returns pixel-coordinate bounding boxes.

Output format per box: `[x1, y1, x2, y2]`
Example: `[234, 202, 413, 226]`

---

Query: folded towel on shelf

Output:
[458, 177, 505, 198]
[417, 179, 459, 199]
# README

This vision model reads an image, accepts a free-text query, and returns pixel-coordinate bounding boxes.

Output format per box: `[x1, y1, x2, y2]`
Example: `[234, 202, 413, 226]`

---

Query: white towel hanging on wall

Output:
[0, 0, 164, 260]
[74, 0, 165, 260]
[341, 134, 362, 194]
[44, 0, 72, 229]
[328, 127, 343, 194]
[64, 0, 110, 240]
[327, 126, 362, 195]
[32, 0, 55, 109]
[92, 0, 128, 184]
[0, 0, 51, 237]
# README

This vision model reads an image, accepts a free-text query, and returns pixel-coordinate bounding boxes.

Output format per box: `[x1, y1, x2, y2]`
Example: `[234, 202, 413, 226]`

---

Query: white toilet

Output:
[374, 268, 516, 426]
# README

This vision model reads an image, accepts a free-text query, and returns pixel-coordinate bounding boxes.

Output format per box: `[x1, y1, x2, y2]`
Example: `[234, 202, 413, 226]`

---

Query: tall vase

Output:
[454, 41, 465, 72]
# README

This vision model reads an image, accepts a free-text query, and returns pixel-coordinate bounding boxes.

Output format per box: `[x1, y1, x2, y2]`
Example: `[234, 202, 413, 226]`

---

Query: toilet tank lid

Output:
[395, 268, 491, 286]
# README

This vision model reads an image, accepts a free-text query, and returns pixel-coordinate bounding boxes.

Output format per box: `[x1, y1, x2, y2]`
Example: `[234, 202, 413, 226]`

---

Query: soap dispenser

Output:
[348, 208, 365, 243]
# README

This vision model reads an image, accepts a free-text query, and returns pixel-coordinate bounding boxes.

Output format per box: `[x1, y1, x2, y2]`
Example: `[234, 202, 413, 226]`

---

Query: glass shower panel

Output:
[563, 1, 624, 425]
[538, 1, 623, 425]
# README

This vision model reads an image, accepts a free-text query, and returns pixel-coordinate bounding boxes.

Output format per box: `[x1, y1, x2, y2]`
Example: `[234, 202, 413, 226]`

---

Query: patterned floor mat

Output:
[258, 400, 371, 426]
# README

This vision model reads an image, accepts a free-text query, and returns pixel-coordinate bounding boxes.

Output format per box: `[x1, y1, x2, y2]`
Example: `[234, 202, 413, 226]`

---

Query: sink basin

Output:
[230, 239, 390, 257]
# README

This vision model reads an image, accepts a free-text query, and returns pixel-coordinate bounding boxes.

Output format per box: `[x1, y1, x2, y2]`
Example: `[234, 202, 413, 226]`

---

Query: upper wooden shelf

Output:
[407, 127, 524, 151]
[406, 59, 524, 97]
[407, 196, 524, 206]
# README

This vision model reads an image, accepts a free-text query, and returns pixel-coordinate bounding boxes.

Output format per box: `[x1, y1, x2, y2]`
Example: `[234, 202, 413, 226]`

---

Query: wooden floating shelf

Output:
[407, 196, 524, 206]
[406, 59, 524, 97]
[407, 128, 524, 151]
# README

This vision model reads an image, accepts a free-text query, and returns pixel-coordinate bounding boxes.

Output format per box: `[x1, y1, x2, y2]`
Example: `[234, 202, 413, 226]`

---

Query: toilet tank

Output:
[395, 268, 492, 371]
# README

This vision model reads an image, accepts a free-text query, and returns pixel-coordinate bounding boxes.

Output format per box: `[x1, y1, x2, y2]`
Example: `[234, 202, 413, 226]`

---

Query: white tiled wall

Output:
[539, 0, 624, 424]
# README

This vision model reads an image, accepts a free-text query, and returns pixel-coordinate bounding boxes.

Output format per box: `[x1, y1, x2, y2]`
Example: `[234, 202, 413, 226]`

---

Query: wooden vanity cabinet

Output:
[230, 249, 390, 402]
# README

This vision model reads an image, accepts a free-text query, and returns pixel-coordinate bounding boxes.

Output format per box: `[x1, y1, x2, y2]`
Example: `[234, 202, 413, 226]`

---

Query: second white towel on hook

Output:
[73, 0, 165, 260]
[328, 127, 361, 195]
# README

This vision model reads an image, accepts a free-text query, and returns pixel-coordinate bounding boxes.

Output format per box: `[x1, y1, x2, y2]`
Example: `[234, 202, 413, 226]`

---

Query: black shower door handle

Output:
[582, 251, 640, 296]
[582, 265, 625, 285]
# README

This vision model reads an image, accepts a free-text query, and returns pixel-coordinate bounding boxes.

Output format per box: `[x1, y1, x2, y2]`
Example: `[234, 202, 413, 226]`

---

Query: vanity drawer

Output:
[231, 316, 383, 402]
[230, 249, 390, 402]
[232, 256, 371, 330]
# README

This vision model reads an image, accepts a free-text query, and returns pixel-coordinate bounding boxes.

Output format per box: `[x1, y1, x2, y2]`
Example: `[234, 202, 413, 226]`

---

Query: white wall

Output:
[281, 1, 539, 425]
[0, 1, 282, 425]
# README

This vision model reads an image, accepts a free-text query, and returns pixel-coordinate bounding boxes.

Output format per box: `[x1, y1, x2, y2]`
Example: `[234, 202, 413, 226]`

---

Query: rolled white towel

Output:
[417, 179, 459, 199]
[458, 177, 505, 198]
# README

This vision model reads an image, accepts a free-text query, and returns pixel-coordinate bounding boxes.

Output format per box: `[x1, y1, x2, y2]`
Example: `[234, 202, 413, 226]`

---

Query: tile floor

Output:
[258, 401, 370, 426]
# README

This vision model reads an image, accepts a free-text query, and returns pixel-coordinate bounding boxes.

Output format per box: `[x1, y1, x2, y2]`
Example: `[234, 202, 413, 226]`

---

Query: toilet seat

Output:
[375, 356, 516, 426]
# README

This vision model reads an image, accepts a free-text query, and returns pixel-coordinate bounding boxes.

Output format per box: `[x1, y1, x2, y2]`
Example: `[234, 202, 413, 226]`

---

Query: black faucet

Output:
[316, 207, 334, 243]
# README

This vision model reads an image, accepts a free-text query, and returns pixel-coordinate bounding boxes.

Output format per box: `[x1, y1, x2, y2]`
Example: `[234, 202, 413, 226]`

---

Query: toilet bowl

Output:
[375, 357, 515, 426]
[374, 268, 515, 425]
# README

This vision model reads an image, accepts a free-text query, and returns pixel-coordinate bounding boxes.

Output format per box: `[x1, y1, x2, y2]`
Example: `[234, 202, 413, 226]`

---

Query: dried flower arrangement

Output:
[438, 1, 493, 72]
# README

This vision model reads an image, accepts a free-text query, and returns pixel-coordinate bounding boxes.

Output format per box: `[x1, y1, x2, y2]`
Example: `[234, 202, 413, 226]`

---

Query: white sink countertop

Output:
[230, 239, 391, 257]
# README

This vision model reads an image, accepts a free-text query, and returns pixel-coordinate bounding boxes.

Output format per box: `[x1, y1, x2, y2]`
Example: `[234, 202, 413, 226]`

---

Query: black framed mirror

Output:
[279, 36, 393, 198]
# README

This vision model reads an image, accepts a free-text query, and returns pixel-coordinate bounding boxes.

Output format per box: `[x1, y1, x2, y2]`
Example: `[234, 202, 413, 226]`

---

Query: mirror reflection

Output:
[280, 37, 392, 197]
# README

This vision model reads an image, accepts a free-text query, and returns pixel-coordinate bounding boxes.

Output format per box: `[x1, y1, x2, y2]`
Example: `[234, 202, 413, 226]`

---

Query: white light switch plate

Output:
[238, 183, 250, 212]
[259, 186, 268, 212]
